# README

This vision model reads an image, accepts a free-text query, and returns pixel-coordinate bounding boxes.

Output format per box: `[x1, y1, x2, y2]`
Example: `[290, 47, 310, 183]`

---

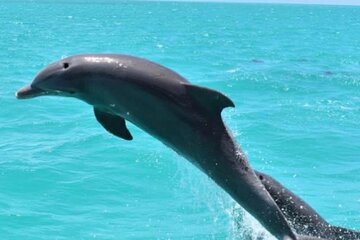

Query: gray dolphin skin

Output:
[16, 54, 327, 240]
[255, 171, 360, 240]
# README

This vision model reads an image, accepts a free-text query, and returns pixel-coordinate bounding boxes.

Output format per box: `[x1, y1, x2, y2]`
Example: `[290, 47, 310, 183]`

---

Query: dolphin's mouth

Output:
[15, 85, 48, 99]
[16, 85, 75, 99]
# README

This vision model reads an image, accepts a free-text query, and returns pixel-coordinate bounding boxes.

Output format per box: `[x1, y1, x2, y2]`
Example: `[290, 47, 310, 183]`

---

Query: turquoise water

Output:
[1, 1, 360, 239]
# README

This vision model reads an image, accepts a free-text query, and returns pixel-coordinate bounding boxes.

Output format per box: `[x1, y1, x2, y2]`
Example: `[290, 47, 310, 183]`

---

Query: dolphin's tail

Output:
[255, 170, 360, 240]
[296, 227, 360, 240]
[326, 226, 360, 240]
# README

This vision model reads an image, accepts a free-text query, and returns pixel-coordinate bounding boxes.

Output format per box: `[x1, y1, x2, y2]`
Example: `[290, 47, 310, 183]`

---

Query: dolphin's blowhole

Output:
[63, 62, 69, 69]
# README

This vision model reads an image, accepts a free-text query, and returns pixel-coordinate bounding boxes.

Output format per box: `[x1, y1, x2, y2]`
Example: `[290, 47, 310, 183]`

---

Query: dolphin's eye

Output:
[63, 62, 69, 69]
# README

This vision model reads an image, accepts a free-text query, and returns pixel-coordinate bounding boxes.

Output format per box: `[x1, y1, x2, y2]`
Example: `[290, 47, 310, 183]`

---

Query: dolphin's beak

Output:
[15, 85, 46, 99]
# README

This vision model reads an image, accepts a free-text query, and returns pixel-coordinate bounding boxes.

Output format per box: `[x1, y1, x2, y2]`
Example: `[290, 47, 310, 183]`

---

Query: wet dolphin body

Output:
[255, 171, 360, 240]
[16, 54, 322, 240]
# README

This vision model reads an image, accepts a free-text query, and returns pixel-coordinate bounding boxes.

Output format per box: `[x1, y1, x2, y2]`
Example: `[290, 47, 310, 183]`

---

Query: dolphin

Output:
[16, 54, 324, 240]
[255, 171, 360, 240]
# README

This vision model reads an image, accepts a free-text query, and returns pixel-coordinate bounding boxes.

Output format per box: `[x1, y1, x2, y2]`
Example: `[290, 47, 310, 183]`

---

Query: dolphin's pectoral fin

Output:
[94, 108, 133, 141]
[183, 83, 235, 116]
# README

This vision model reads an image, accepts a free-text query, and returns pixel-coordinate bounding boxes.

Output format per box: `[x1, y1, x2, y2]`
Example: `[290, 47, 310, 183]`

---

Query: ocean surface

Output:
[1, 1, 360, 239]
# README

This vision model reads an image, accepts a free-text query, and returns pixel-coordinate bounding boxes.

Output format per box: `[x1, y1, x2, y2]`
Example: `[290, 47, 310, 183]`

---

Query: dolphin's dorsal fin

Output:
[94, 108, 133, 141]
[183, 83, 235, 116]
